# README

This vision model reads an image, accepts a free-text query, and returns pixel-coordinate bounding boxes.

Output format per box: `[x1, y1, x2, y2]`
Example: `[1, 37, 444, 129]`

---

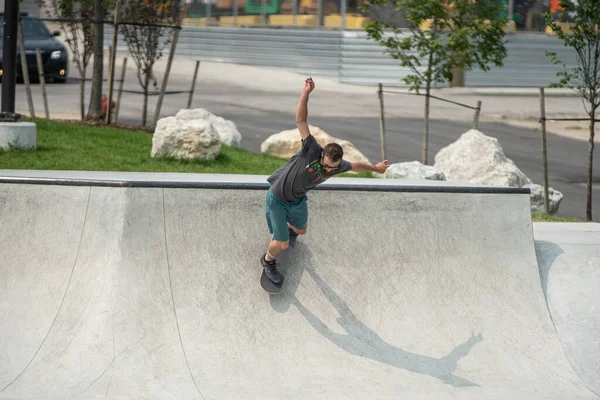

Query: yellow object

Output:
[420, 18, 515, 32]
[219, 15, 263, 26]
[324, 14, 372, 28]
[546, 22, 572, 35]
[183, 17, 218, 26]
[419, 18, 433, 30]
[268, 14, 318, 25]
[419, 18, 453, 30]
[505, 20, 516, 32]
[483, 19, 517, 32]
[298, 0, 313, 12]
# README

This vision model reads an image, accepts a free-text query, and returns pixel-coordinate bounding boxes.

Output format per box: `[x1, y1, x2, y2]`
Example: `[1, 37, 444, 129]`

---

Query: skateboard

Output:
[259, 229, 297, 294]
[260, 268, 284, 294]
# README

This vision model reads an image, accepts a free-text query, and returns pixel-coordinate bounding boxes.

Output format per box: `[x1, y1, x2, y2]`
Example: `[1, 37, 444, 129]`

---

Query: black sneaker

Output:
[289, 227, 298, 237]
[261, 254, 283, 284]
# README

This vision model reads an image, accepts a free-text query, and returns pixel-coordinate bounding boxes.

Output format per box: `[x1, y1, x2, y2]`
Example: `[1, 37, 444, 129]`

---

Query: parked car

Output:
[0, 13, 69, 83]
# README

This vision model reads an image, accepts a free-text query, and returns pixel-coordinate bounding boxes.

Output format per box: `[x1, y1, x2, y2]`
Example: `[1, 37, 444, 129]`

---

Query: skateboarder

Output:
[261, 77, 390, 284]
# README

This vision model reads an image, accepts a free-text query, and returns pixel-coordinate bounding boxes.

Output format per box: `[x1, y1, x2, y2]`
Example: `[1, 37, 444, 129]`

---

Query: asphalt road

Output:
[6, 74, 599, 221]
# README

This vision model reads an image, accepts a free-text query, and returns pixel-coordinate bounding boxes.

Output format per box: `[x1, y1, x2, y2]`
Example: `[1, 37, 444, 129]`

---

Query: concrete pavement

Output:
[534, 223, 600, 396]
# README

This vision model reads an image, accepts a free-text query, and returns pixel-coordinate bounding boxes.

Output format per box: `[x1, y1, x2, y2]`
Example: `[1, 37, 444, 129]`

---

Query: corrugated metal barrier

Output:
[105, 26, 578, 88]
[340, 30, 422, 86]
[177, 27, 342, 78]
[466, 34, 578, 87]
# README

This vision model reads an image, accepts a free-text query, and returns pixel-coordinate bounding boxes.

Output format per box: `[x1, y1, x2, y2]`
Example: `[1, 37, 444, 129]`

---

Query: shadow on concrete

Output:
[269, 239, 484, 388]
[534, 240, 564, 303]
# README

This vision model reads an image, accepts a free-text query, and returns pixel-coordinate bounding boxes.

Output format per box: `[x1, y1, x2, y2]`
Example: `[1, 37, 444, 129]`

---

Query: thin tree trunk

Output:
[451, 66, 465, 87]
[142, 89, 148, 126]
[422, 23, 435, 166]
[141, 72, 152, 126]
[423, 81, 431, 165]
[80, 67, 86, 120]
[586, 107, 596, 221]
[86, 0, 104, 120]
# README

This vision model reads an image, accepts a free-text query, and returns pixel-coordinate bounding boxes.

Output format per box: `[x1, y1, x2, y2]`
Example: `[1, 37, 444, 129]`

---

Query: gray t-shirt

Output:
[267, 134, 352, 202]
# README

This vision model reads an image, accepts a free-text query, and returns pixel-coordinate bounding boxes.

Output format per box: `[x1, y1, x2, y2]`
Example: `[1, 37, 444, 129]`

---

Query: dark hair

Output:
[323, 143, 344, 162]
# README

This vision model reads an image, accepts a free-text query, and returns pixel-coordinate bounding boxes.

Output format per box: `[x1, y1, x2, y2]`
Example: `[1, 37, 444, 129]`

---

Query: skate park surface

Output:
[0, 170, 598, 400]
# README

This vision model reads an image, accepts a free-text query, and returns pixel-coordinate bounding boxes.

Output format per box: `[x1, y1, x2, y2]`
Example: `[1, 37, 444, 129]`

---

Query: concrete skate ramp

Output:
[535, 223, 600, 397]
[0, 172, 596, 400]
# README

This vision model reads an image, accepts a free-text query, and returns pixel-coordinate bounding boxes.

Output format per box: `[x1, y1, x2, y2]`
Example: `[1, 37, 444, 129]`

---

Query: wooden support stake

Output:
[106, 1, 120, 124]
[378, 83, 387, 162]
[187, 60, 200, 109]
[154, 6, 185, 127]
[35, 49, 49, 119]
[18, 20, 35, 118]
[540, 87, 550, 214]
[115, 57, 128, 123]
[472, 100, 482, 129]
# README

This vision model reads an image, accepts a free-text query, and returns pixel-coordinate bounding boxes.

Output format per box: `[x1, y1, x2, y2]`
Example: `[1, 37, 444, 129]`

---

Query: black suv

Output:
[0, 13, 69, 83]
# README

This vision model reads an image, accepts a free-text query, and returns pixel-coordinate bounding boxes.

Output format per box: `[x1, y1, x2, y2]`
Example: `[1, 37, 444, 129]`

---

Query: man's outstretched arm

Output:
[296, 77, 315, 141]
[350, 161, 390, 174]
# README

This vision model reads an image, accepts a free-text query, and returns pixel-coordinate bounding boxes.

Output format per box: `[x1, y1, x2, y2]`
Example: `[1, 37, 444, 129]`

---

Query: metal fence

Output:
[105, 25, 578, 88]
[177, 27, 341, 78]
[466, 33, 578, 87]
[340, 30, 423, 86]
[340, 30, 579, 87]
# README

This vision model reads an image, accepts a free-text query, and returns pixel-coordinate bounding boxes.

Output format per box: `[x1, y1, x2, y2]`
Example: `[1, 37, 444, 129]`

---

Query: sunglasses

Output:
[321, 156, 340, 170]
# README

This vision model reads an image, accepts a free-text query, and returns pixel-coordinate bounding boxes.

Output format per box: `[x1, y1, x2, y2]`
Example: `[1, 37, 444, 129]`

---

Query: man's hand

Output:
[302, 77, 315, 95]
[374, 160, 389, 174]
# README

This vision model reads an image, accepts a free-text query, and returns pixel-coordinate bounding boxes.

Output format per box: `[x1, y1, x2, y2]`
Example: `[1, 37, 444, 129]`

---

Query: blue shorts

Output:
[265, 187, 308, 242]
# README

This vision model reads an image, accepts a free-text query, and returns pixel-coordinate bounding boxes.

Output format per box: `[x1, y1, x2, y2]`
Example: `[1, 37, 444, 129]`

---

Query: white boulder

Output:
[434, 129, 563, 214]
[176, 108, 243, 148]
[434, 129, 532, 187]
[151, 116, 221, 160]
[261, 125, 370, 166]
[376, 161, 446, 180]
[526, 184, 564, 215]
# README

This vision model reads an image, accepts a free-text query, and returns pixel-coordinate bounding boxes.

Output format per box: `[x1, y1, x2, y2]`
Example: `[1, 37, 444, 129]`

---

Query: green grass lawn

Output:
[0, 118, 591, 223]
[0, 118, 371, 177]
[0, 118, 287, 174]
